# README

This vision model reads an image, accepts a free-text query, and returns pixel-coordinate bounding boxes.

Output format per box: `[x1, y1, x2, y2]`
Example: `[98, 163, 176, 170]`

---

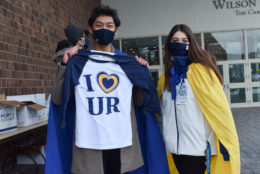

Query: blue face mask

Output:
[169, 42, 189, 56]
[169, 42, 190, 100]
[93, 29, 115, 45]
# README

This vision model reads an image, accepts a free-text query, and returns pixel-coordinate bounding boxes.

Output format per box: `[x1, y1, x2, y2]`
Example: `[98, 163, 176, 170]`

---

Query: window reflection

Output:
[251, 63, 260, 82]
[112, 40, 120, 50]
[217, 65, 223, 77]
[122, 37, 159, 65]
[230, 88, 246, 103]
[253, 87, 260, 102]
[247, 29, 260, 59]
[204, 31, 244, 61]
[162, 36, 167, 49]
[229, 64, 244, 83]
[194, 33, 201, 46]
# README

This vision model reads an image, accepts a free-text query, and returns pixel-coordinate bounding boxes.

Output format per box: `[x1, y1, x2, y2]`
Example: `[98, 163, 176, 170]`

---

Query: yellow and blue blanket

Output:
[158, 63, 240, 174]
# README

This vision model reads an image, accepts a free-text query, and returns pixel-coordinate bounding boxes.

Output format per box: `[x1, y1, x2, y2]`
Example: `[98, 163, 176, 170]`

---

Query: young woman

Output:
[157, 24, 240, 174]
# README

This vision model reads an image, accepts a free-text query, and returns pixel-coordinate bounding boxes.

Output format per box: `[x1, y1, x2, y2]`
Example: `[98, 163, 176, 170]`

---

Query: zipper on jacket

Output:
[174, 99, 179, 154]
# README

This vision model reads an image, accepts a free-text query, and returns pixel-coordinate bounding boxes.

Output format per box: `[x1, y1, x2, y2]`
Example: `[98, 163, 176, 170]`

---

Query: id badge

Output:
[176, 80, 187, 105]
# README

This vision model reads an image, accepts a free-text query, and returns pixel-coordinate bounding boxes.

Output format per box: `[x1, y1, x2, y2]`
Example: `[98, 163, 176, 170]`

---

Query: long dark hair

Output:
[164, 24, 223, 91]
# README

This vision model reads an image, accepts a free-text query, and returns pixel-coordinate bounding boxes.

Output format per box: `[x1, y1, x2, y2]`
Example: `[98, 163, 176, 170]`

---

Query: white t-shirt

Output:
[74, 50, 133, 150]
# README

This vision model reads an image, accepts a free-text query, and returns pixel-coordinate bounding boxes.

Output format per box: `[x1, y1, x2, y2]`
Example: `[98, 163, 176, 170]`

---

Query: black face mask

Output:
[168, 42, 189, 56]
[93, 29, 115, 45]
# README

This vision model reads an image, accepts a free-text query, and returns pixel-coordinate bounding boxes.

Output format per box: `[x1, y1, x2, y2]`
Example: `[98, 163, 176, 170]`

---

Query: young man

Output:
[52, 15, 147, 106]
[46, 5, 169, 174]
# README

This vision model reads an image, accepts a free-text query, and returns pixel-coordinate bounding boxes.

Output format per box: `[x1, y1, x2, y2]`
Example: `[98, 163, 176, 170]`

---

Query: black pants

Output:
[102, 149, 122, 174]
[172, 154, 206, 174]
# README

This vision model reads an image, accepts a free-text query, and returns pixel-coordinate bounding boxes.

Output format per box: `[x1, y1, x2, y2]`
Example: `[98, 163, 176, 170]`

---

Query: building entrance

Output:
[218, 59, 260, 108]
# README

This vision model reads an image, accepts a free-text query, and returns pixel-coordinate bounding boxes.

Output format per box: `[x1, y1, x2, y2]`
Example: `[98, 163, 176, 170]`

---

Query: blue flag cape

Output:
[45, 101, 169, 174]
[45, 49, 169, 174]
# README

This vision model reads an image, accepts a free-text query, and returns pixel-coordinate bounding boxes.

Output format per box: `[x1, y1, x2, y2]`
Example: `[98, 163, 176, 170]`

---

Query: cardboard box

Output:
[16, 101, 46, 127]
[0, 101, 21, 134]
[7, 93, 49, 122]
[0, 94, 5, 100]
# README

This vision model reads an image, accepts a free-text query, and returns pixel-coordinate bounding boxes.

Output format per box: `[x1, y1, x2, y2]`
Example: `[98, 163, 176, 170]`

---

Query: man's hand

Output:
[135, 56, 149, 67]
[63, 46, 79, 64]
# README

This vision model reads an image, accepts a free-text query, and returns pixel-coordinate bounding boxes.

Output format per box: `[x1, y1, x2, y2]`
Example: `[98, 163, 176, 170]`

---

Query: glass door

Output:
[227, 60, 249, 107]
[218, 59, 260, 108]
[218, 60, 249, 107]
[217, 61, 229, 99]
[247, 59, 260, 107]
[247, 29, 260, 107]
[205, 30, 247, 107]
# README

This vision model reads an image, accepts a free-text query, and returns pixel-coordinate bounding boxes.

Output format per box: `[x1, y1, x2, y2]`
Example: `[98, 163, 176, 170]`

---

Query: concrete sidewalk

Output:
[232, 107, 260, 174]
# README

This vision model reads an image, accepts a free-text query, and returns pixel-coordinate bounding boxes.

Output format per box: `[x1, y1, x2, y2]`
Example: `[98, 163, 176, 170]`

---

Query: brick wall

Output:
[0, 0, 100, 172]
[0, 0, 100, 96]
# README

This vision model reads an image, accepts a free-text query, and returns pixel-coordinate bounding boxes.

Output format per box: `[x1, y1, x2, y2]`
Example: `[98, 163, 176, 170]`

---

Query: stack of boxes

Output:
[0, 93, 49, 134]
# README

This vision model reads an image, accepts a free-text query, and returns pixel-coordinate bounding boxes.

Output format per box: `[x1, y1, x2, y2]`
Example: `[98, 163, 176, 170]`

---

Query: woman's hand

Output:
[135, 56, 149, 67]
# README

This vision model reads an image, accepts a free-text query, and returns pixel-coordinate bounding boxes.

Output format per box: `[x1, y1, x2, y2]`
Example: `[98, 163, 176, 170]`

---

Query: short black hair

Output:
[88, 4, 121, 28]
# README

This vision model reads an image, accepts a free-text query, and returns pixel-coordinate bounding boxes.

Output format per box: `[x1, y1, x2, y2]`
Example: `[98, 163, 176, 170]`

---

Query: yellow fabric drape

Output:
[157, 63, 240, 174]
